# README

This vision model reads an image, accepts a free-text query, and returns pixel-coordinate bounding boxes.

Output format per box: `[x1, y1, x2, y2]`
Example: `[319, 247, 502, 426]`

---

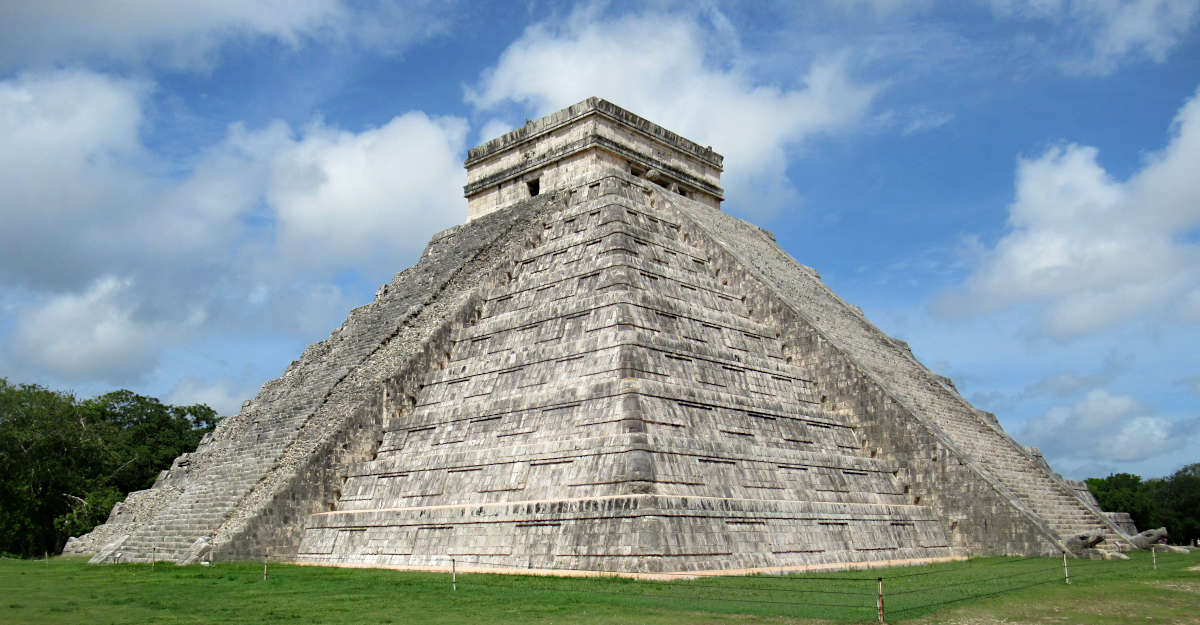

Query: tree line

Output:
[0, 379, 219, 558]
[1087, 463, 1200, 545]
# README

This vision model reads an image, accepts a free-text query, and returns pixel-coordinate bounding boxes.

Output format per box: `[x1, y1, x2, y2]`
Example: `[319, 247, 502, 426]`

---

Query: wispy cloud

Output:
[985, 0, 1200, 75]
[0, 0, 458, 71]
[1025, 355, 1124, 397]
[1175, 376, 1200, 395]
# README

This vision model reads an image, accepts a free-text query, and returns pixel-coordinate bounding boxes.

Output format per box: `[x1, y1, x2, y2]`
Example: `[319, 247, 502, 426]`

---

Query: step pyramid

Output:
[71, 98, 1129, 572]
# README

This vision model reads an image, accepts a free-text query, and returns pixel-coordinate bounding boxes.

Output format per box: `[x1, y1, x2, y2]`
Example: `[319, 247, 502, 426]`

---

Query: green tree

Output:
[1087, 464, 1200, 546]
[1157, 463, 1200, 545]
[1086, 473, 1156, 531]
[79, 390, 219, 493]
[0, 379, 220, 557]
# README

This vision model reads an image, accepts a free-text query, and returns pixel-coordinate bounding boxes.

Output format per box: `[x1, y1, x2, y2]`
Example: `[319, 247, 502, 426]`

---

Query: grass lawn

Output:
[0, 551, 1195, 624]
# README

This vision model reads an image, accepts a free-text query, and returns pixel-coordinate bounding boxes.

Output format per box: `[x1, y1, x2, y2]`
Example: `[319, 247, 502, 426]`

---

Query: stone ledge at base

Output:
[296, 493, 951, 574]
[291, 555, 968, 581]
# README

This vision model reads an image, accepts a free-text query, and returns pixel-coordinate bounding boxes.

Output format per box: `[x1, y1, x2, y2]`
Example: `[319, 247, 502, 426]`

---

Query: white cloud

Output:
[465, 7, 880, 216]
[0, 0, 455, 70]
[167, 376, 259, 417]
[1088, 0, 1199, 66]
[902, 109, 955, 135]
[935, 86, 1200, 338]
[985, 0, 1200, 74]
[0, 69, 467, 384]
[265, 112, 468, 270]
[0, 71, 153, 290]
[1022, 389, 1196, 463]
[0, 1, 340, 69]
[477, 118, 514, 146]
[5, 277, 204, 384]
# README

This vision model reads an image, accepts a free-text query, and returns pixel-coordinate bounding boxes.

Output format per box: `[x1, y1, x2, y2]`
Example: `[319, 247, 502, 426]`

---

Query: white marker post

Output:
[876, 577, 885, 623]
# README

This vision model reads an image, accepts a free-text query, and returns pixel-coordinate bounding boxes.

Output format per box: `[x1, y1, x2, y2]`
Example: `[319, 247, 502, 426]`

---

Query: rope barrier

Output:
[455, 574, 871, 609]
[138, 549, 1179, 620]
[888, 576, 1062, 614]
[886, 567, 1058, 596]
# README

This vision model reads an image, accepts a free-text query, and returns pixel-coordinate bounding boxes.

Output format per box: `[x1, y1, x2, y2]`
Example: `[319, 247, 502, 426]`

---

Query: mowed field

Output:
[1, 551, 1196, 625]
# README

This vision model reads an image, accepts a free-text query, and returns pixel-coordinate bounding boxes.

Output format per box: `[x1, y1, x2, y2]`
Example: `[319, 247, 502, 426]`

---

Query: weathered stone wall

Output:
[294, 175, 954, 574]
[659, 182, 1115, 556]
[72, 192, 565, 562]
[466, 98, 723, 219]
[73, 99, 1129, 571]
[210, 196, 568, 560]
[1106, 512, 1138, 536]
[1062, 478, 1138, 536]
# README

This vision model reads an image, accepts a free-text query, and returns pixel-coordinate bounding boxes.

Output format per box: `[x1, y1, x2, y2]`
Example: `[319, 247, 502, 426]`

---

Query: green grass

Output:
[0, 551, 1196, 624]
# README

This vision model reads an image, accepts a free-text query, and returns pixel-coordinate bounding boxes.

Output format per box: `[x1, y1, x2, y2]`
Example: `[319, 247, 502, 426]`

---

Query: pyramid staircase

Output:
[929, 403, 1126, 552]
[75, 195, 564, 564]
[296, 179, 955, 574]
[89, 416, 301, 562]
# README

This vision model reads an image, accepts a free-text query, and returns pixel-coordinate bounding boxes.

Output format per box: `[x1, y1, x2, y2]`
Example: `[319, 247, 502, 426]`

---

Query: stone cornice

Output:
[465, 97, 724, 170]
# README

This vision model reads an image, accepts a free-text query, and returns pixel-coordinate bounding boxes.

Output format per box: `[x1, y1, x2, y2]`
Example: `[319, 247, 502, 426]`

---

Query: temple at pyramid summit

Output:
[69, 97, 1134, 574]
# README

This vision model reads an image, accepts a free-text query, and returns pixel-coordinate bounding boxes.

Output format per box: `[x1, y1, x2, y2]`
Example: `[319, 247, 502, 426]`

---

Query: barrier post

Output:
[264, 550, 269, 581]
[1152, 546, 1158, 571]
[877, 577, 885, 623]
[1062, 551, 1070, 584]
[452, 558, 457, 592]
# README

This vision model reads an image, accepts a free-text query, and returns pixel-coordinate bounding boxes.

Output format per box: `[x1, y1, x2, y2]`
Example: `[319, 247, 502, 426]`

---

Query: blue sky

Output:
[1, 0, 1197, 481]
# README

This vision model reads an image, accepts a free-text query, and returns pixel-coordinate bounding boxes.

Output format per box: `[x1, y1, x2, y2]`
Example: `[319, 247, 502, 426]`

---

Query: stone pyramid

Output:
[70, 98, 1129, 573]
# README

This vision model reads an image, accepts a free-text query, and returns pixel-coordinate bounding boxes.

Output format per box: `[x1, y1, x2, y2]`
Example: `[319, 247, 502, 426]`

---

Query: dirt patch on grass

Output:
[1143, 580, 1200, 594]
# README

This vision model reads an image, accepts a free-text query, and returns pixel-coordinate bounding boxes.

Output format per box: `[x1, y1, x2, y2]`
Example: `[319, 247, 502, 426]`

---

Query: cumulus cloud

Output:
[265, 112, 468, 270]
[0, 69, 466, 384]
[934, 86, 1200, 338]
[5, 277, 205, 384]
[0, 0, 456, 70]
[465, 7, 880, 216]
[476, 119, 515, 146]
[1022, 389, 1197, 463]
[985, 0, 1200, 74]
[0, 71, 153, 290]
